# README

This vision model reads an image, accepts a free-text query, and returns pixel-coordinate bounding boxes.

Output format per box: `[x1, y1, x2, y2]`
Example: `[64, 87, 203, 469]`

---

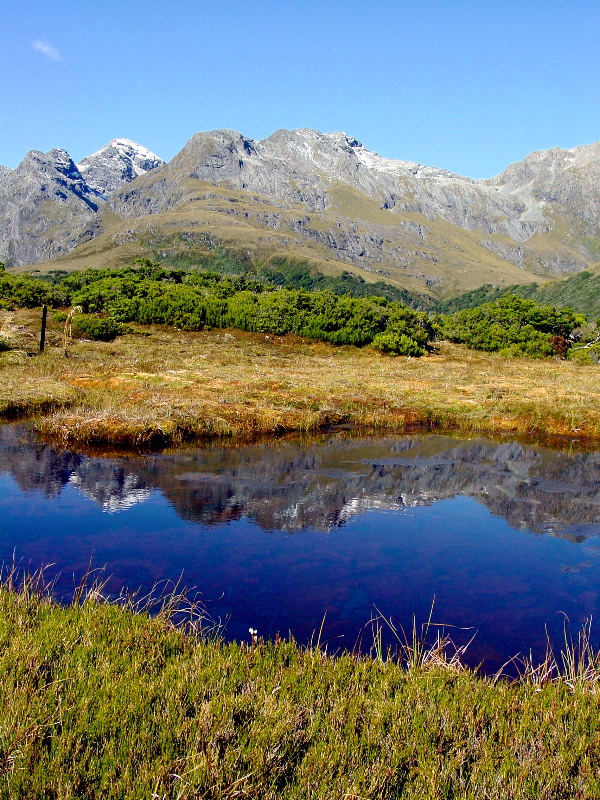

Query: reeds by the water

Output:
[498, 614, 600, 691]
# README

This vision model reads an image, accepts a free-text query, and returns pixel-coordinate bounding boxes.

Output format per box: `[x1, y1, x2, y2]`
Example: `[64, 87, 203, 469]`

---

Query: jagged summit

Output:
[130, 126, 547, 243]
[0, 140, 162, 266]
[77, 139, 164, 196]
[1, 128, 599, 292]
[0, 147, 104, 265]
[488, 140, 600, 229]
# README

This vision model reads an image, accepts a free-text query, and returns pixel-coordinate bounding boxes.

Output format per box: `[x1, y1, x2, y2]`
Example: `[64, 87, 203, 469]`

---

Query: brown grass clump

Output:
[1, 308, 599, 446]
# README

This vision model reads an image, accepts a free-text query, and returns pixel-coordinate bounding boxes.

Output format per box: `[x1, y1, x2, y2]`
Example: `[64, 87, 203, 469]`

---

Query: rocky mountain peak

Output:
[488, 139, 600, 228]
[77, 139, 164, 197]
[46, 148, 82, 180]
[2, 129, 600, 283]
[0, 146, 106, 266]
[490, 141, 600, 186]
[170, 129, 256, 168]
[13, 148, 100, 207]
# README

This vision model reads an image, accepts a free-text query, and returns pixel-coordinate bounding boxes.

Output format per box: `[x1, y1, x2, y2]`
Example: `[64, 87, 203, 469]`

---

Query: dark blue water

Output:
[1, 424, 600, 672]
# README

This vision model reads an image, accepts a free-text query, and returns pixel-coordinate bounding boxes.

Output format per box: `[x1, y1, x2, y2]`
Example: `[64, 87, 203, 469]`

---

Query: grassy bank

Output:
[1, 307, 600, 447]
[2, 580, 600, 799]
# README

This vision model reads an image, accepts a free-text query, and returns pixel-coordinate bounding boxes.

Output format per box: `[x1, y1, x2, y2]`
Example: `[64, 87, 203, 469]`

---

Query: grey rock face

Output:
[489, 142, 600, 231]
[3, 129, 600, 278]
[0, 140, 163, 266]
[77, 138, 164, 197]
[108, 128, 600, 277]
[259, 129, 550, 243]
[0, 148, 105, 265]
[113, 128, 552, 244]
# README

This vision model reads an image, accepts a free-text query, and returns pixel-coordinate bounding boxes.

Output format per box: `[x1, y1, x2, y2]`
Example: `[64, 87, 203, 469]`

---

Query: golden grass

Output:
[1, 308, 600, 447]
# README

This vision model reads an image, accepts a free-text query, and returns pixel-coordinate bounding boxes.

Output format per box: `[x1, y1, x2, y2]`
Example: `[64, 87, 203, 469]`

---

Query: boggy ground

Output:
[1, 307, 599, 447]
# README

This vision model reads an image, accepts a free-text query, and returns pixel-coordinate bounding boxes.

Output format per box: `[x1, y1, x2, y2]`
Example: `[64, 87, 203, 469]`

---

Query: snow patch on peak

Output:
[278, 128, 459, 181]
[112, 137, 146, 148]
[353, 145, 418, 175]
[109, 138, 162, 161]
[80, 138, 162, 166]
[77, 139, 164, 196]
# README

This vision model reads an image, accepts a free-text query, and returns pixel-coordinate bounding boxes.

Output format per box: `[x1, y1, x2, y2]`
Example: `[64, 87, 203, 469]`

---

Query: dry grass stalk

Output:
[501, 615, 600, 692]
[61, 305, 82, 355]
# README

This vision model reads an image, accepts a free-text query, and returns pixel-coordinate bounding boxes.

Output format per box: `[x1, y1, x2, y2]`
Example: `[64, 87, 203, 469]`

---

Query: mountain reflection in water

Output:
[1, 424, 599, 672]
[2, 426, 599, 537]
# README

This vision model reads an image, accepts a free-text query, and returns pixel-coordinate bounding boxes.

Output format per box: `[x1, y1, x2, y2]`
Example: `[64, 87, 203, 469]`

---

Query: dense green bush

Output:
[73, 314, 132, 342]
[258, 259, 431, 308]
[372, 330, 426, 356]
[442, 294, 586, 358]
[433, 284, 514, 314]
[70, 268, 435, 355]
[434, 271, 600, 321]
[0, 273, 70, 309]
[567, 321, 600, 364]
[3, 263, 594, 361]
[569, 345, 600, 365]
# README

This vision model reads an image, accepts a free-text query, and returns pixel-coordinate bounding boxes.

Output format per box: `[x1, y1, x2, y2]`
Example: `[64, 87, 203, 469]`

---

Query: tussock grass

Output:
[2, 575, 600, 798]
[1, 308, 600, 446]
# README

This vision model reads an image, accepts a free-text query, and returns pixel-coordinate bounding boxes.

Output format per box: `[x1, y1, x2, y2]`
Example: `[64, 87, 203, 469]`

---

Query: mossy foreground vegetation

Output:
[2, 581, 600, 799]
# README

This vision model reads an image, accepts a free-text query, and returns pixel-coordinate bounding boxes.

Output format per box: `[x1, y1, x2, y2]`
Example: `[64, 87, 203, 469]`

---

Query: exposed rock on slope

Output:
[77, 139, 164, 197]
[488, 141, 600, 231]
[112, 128, 550, 243]
[0, 140, 163, 266]
[0, 148, 104, 265]
[106, 128, 599, 286]
[2, 129, 599, 294]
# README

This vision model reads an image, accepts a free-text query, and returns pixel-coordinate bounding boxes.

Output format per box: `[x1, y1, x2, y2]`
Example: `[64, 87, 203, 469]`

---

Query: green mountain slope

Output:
[435, 270, 600, 320]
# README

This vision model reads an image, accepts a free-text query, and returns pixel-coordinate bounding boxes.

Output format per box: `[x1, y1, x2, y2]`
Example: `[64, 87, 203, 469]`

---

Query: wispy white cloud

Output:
[32, 40, 63, 62]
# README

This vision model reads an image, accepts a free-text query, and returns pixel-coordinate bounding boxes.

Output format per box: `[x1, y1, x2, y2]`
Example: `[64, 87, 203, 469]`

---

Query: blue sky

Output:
[2, 0, 598, 178]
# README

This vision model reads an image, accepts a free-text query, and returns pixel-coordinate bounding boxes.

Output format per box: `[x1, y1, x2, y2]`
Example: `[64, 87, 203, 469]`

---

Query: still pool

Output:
[1, 424, 600, 672]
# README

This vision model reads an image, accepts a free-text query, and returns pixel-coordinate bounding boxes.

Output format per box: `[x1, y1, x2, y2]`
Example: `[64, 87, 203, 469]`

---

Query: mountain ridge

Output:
[2, 129, 599, 297]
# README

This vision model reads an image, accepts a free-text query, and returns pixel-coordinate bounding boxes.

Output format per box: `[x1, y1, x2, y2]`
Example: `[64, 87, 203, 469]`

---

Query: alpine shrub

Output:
[73, 315, 132, 342]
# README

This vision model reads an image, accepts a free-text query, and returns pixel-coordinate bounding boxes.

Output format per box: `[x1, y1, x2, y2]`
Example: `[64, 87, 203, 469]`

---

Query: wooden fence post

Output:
[39, 305, 47, 353]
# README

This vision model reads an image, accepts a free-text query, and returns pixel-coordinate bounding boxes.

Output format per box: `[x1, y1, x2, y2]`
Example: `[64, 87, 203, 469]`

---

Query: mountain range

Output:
[1, 130, 599, 297]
